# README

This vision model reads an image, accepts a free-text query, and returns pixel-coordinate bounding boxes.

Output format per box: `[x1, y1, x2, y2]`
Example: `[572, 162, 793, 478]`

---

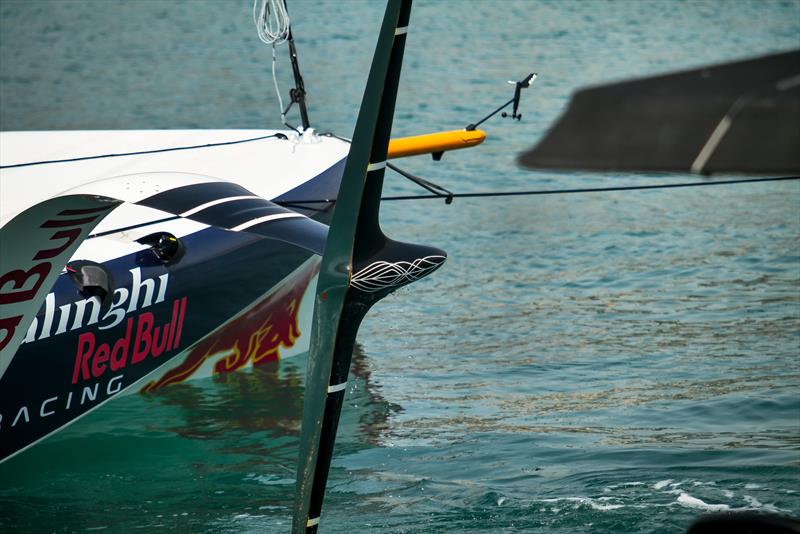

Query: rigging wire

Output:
[310, 132, 800, 203]
[274, 175, 800, 206]
[0, 133, 287, 169]
[253, 0, 294, 129]
[271, 45, 289, 128]
[381, 175, 800, 200]
[386, 162, 455, 204]
[4, 128, 796, 204]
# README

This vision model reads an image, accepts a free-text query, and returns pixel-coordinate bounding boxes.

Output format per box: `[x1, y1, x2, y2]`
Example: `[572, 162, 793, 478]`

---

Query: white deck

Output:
[0, 129, 350, 227]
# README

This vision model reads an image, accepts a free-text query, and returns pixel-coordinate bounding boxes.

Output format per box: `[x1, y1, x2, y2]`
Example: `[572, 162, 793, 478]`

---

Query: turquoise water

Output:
[1, 0, 799, 532]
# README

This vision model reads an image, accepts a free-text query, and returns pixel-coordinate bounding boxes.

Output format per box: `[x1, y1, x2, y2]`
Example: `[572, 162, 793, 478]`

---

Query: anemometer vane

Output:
[466, 72, 538, 131]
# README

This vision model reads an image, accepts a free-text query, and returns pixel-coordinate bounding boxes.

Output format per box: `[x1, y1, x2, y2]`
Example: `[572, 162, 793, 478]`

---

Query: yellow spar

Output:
[387, 129, 486, 160]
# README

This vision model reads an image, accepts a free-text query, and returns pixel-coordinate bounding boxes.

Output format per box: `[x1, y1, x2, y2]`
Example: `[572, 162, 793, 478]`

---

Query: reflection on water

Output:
[132, 341, 396, 454]
[0, 345, 397, 532]
[148, 363, 305, 443]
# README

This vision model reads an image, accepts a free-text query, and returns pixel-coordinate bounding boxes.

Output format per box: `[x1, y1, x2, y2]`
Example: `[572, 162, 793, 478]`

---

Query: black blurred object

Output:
[687, 512, 800, 534]
[136, 231, 185, 265]
[66, 260, 114, 310]
[518, 49, 800, 175]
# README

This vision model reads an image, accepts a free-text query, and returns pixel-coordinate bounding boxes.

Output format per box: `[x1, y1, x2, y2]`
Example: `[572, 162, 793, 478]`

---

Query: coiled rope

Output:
[253, 0, 290, 45]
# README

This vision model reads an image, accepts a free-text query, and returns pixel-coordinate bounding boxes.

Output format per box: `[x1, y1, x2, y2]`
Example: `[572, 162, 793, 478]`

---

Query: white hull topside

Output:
[0, 128, 350, 227]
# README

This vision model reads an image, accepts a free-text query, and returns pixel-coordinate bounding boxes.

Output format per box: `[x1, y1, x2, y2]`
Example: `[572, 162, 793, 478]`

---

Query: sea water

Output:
[1, 1, 798, 532]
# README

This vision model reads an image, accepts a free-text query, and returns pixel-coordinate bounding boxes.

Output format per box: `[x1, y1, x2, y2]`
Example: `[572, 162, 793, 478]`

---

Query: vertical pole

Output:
[283, 0, 311, 130]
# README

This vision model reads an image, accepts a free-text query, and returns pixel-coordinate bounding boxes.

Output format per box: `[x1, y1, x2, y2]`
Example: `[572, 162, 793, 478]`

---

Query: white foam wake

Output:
[676, 492, 731, 512]
[540, 496, 624, 511]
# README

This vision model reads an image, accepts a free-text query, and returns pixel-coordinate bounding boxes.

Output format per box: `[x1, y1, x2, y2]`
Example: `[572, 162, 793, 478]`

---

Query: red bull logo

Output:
[72, 297, 187, 384]
[141, 260, 318, 392]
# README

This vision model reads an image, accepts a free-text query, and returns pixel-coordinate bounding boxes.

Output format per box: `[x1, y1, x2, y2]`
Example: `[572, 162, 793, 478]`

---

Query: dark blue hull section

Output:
[0, 226, 317, 461]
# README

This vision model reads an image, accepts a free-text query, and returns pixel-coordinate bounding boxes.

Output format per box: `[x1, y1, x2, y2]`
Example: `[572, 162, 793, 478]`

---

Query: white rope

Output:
[253, 0, 292, 128]
[271, 44, 287, 126]
[252, 0, 290, 45]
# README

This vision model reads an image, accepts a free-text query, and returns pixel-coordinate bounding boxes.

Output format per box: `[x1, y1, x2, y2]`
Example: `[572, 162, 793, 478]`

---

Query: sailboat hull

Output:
[0, 129, 348, 462]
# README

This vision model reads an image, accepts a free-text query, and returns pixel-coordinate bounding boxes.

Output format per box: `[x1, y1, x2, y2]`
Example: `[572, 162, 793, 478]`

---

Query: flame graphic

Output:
[141, 259, 319, 392]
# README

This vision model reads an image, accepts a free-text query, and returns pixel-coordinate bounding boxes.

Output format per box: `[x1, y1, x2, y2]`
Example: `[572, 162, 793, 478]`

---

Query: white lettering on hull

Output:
[21, 268, 169, 343]
[0, 375, 125, 431]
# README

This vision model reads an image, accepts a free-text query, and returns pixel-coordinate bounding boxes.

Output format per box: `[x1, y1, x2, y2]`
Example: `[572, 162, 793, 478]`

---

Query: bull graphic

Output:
[141, 260, 319, 392]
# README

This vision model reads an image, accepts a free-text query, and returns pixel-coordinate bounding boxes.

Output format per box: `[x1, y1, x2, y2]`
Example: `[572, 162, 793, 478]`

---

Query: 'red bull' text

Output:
[72, 297, 187, 384]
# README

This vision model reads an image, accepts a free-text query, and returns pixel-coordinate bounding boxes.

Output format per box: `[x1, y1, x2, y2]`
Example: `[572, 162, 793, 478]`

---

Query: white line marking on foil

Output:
[327, 382, 347, 394]
[367, 161, 387, 172]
